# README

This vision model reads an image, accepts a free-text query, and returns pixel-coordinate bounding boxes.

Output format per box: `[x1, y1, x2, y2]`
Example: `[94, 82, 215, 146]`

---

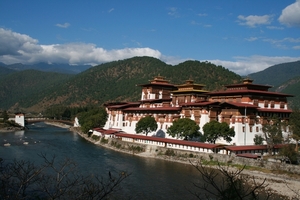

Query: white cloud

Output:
[108, 8, 114, 13]
[0, 28, 41, 56]
[279, 0, 300, 27]
[266, 26, 284, 30]
[0, 28, 299, 76]
[56, 23, 70, 28]
[262, 37, 300, 47]
[167, 7, 180, 18]
[237, 15, 272, 27]
[197, 13, 207, 17]
[0, 28, 161, 66]
[293, 46, 300, 50]
[245, 37, 258, 42]
[208, 55, 300, 75]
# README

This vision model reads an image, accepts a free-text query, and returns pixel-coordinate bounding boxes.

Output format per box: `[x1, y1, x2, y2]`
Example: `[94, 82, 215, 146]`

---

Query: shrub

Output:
[100, 137, 108, 144]
[91, 135, 100, 141]
[165, 149, 176, 156]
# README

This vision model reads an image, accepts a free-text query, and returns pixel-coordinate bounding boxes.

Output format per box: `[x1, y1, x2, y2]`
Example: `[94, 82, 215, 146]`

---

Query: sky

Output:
[0, 0, 300, 75]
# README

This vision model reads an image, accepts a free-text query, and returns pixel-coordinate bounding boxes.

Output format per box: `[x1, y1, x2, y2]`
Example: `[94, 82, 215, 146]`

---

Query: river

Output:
[0, 122, 204, 199]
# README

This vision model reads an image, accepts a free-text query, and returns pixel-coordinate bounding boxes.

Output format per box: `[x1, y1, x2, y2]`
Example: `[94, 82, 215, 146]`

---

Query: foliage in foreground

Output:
[0, 154, 129, 200]
[190, 160, 271, 200]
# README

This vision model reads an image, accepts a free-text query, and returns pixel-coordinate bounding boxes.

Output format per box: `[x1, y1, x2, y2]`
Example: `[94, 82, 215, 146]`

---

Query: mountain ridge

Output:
[0, 56, 242, 113]
[0, 62, 92, 74]
[1, 56, 300, 113]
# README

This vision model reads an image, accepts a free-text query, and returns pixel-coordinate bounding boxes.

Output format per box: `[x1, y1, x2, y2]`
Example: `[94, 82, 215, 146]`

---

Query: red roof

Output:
[138, 82, 176, 88]
[224, 145, 284, 151]
[181, 101, 220, 107]
[207, 89, 293, 97]
[93, 128, 123, 135]
[225, 83, 272, 89]
[106, 102, 140, 109]
[257, 108, 292, 113]
[139, 98, 172, 103]
[220, 102, 258, 108]
[114, 132, 221, 149]
[124, 107, 181, 111]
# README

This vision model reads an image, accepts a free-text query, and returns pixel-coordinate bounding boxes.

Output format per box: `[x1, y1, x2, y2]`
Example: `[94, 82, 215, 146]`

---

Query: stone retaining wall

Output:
[105, 137, 300, 174]
[72, 128, 300, 175]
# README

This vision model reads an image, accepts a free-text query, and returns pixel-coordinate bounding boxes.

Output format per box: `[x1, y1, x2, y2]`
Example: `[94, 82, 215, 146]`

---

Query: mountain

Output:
[275, 76, 300, 108]
[0, 56, 242, 113]
[0, 65, 16, 80]
[247, 60, 300, 87]
[247, 60, 300, 108]
[0, 70, 73, 111]
[2, 62, 92, 74]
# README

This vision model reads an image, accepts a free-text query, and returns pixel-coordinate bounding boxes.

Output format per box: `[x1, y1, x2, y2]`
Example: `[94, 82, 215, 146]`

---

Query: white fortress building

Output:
[104, 76, 293, 146]
[15, 113, 25, 127]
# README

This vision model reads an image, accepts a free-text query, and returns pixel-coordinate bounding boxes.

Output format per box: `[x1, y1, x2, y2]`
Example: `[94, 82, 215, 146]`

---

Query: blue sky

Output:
[0, 0, 299, 75]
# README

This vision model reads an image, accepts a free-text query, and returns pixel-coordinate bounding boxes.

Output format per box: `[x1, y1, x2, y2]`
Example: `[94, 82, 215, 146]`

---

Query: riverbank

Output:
[44, 121, 72, 129]
[68, 127, 300, 200]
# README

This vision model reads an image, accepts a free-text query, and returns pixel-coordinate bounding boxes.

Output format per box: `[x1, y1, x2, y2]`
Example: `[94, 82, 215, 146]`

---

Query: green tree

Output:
[135, 116, 158, 136]
[1, 110, 9, 122]
[253, 134, 264, 145]
[167, 118, 200, 140]
[78, 107, 108, 133]
[262, 115, 283, 155]
[279, 144, 299, 164]
[203, 120, 235, 144]
[289, 108, 300, 152]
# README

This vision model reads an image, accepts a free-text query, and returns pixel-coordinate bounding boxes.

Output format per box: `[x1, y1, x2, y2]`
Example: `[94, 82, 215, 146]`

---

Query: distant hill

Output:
[247, 60, 300, 108]
[0, 70, 73, 111]
[1, 62, 92, 74]
[247, 60, 300, 87]
[0, 65, 16, 80]
[275, 76, 300, 108]
[0, 56, 242, 113]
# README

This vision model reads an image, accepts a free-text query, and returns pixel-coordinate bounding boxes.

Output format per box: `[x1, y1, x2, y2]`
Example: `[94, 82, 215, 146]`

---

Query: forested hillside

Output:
[0, 70, 73, 111]
[0, 56, 242, 113]
[248, 60, 300, 87]
[247, 60, 300, 108]
[276, 76, 300, 108]
[0, 66, 15, 80]
[1, 62, 91, 74]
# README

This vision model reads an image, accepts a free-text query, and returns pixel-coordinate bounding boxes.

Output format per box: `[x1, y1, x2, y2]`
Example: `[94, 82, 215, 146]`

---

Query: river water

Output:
[0, 122, 204, 199]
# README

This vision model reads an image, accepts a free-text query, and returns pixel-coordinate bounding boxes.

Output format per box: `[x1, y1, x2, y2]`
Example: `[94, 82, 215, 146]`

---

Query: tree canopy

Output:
[77, 107, 108, 133]
[1, 110, 9, 122]
[167, 118, 200, 140]
[202, 120, 235, 144]
[289, 108, 300, 152]
[253, 134, 264, 145]
[262, 115, 283, 155]
[135, 116, 158, 136]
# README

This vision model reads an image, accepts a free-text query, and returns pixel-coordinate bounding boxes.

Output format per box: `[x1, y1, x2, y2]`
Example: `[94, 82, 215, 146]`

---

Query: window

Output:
[270, 101, 274, 108]
[264, 100, 269, 108]
[253, 99, 258, 106]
